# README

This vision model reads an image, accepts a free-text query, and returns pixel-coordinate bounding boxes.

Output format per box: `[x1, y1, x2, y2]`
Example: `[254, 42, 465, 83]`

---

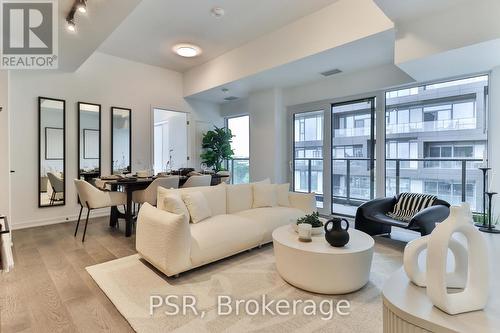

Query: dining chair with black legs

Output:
[74, 179, 127, 242]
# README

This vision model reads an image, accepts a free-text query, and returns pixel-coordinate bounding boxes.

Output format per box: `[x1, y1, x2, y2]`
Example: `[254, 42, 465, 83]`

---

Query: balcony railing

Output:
[227, 158, 250, 184]
[293, 158, 324, 207]
[294, 157, 484, 214]
[386, 118, 477, 134]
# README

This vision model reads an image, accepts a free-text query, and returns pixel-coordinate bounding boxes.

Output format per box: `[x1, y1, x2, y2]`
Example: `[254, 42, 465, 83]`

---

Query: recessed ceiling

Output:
[189, 30, 395, 103]
[98, 0, 339, 72]
[373, 0, 473, 23]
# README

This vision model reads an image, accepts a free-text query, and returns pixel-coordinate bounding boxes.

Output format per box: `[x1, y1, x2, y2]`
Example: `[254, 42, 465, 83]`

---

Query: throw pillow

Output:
[163, 194, 190, 224]
[387, 192, 437, 222]
[226, 183, 253, 213]
[253, 183, 278, 208]
[182, 192, 212, 223]
[277, 183, 291, 207]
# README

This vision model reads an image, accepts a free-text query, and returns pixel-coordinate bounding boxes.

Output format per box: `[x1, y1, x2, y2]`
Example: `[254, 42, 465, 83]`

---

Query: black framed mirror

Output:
[38, 97, 66, 207]
[111, 107, 132, 174]
[78, 102, 101, 183]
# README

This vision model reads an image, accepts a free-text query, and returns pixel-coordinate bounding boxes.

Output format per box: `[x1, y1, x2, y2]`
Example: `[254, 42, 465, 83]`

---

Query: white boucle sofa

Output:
[136, 182, 316, 277]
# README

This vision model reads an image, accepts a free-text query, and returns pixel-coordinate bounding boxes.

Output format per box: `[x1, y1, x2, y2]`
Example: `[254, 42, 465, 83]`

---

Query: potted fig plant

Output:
[200, 126, 234, 173]
[294, 212, 324, 235]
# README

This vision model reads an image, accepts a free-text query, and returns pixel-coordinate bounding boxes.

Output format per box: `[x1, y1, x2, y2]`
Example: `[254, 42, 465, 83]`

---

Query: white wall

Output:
[0, 70, 9, 218]
[9, 52, 221, 229]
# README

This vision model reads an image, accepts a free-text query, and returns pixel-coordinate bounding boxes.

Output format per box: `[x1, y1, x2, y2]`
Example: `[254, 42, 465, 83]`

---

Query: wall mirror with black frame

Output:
[111, 107, 132, 174]
[39, 97, 66, 207]
[78, 102, 101, 183]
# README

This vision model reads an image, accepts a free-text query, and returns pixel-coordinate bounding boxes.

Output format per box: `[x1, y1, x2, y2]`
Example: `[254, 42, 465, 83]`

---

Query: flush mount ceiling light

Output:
[77, 0, 87, 14]
[173, 44, 202, 58]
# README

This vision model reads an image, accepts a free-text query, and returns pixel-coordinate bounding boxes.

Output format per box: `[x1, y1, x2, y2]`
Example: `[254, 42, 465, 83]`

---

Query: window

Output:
[293, 111, 324, 208]
[332, 98, 375, 216]
[226, 115, 250, 184]
[153, 109, 188, 174]
[385, 75, 488, 211]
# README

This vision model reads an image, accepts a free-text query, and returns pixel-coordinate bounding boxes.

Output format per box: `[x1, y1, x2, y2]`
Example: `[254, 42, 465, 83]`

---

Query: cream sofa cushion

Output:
[158, 183, 227, 216]
[162, 193, 190, 224]
[277, 183, 291, 207]
[136, 203, 191, 277]
[190, 214, 263, 266]
[182, 192, 212, 223]
[235, 206, 305, 243]
[253, 183, 277, 208]
[226, 184, 253, 213]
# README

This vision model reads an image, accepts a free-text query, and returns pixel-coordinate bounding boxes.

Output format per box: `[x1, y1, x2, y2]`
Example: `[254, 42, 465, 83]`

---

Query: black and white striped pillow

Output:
[387, 192, 437, 222]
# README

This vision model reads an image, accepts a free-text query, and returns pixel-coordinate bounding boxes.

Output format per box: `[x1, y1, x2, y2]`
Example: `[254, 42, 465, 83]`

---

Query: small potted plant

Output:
[294, 212, 324, 235]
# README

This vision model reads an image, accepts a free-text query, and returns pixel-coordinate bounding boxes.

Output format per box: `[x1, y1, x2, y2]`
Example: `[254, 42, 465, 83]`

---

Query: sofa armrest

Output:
[136, 203, 191, 277]
[288, 192, 316, 214]
[358, 197, 396, 217]
[408, 205, 450, 236]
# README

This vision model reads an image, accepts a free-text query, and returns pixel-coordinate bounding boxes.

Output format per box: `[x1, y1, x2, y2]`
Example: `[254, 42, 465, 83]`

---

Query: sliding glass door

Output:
[293, 110, 324, 208]
[226, 115, 250, 184]
[331, 98, 375, 216]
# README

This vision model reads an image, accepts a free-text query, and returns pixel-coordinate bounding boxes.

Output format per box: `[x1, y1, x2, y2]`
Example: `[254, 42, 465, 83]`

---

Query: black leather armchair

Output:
[354, 196, 450, 236]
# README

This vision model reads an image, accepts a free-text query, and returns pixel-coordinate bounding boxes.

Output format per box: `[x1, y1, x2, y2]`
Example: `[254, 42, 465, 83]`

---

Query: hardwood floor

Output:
[0, 216, 136, 333]
[0, 215, 418, 333]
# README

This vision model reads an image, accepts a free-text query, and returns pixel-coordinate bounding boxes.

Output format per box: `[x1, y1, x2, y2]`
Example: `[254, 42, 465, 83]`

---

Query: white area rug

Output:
[86, 239, 404, 332]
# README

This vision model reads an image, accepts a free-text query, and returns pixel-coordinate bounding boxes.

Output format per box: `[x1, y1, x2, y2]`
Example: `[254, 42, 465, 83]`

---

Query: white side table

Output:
[272, 224, 374, 294]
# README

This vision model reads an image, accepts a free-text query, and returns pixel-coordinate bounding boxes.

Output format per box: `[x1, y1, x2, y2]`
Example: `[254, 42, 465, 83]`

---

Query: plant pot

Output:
[293, 223, 324, 235]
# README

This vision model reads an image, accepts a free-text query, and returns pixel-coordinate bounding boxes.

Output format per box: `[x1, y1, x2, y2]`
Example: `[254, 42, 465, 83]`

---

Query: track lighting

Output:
[66, 0, 89, 33]
[66, 7, 76, 32]
[77, 0, 87, 14]
[66, 19, 76, 32]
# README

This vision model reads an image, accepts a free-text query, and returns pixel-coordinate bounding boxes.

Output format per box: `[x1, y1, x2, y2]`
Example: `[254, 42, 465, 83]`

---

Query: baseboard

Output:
[12, 209, 110, 230]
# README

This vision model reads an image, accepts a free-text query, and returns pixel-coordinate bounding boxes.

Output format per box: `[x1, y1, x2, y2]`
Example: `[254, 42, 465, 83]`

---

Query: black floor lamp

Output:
[479, 192, 500, 234]
[475, 167, 492, 228]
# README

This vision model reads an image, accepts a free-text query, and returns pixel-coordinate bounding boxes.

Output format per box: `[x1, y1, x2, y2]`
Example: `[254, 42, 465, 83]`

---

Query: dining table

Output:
[103, 174, 226, 237]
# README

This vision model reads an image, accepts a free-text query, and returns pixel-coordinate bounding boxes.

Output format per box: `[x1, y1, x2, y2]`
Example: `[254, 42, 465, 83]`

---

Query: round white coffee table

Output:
[272, 224, 374, 294]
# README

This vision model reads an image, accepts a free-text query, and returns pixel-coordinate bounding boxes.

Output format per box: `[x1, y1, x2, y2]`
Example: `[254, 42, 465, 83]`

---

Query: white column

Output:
[248, 88, 285, 183]
[488, 67, 500, 214]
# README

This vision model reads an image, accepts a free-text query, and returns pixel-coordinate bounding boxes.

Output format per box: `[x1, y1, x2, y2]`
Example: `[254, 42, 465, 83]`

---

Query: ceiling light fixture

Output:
[173, 43, 202, 58]
[211, 7, 225, 18]
[66, 7, 76, 32]
[77, 0, 87, 14]
[66, 19, 76, 32]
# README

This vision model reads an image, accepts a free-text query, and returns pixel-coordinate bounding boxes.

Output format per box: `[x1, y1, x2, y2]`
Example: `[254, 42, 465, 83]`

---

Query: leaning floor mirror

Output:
[78, 102, 101, 184]
[39, 97, 66, 207]
[111, 107, 132, 174]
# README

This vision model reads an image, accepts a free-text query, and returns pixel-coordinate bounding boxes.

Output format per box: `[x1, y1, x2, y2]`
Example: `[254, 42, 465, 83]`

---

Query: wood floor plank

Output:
[1, 216, 136, 333]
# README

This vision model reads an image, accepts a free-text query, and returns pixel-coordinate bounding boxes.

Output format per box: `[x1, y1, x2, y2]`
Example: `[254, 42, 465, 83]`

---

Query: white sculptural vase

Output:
[427, 203, 489, 315]
[403, 203, 489, 315]
[404, 235, 468, 288]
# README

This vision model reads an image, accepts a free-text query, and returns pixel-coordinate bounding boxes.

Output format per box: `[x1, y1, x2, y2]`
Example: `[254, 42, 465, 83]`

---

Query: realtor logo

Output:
[1, 0, 58, 69]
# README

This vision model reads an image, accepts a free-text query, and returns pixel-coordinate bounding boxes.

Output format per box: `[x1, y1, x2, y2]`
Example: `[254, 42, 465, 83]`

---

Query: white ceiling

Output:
[98, 0, 339, 72]
[58, 0, 141, 72]
[190, 30, 395, 103]
[373, 0, 472, 23]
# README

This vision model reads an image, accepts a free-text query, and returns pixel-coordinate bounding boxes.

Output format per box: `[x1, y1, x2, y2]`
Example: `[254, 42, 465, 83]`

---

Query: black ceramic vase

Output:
[324, 217, 350, 247]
